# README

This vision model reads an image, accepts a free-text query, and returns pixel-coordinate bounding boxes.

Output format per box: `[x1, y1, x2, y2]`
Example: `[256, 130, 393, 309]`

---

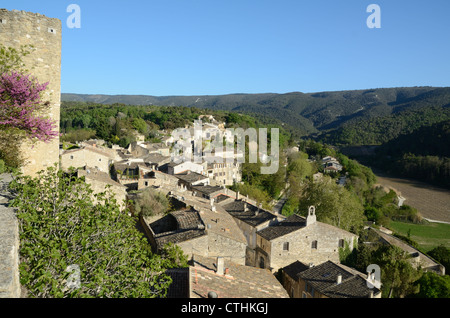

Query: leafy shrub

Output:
[9, 166, 184, 298]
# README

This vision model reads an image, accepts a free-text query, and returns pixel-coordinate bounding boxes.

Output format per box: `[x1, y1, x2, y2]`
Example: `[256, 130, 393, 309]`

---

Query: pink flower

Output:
[0, 71, 57, 143]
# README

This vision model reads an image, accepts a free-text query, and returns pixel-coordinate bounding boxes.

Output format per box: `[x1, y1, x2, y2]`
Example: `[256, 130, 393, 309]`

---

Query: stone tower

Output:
[0, 9, 61, 176]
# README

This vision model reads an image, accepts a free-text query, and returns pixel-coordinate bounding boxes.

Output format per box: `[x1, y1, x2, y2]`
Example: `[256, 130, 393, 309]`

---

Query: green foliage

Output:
[0, 127, 26, 169]
[355, 242, 422, 298]
[9, 166, 184, 298]
[322, 105, 450, 147]
[0, 44, 35, 74]
[230, 182, 272, 209]
[159, 243, 189, 269]
[134, 187, 170, 218]
[0, 159, 6, 173]
[370, 120, 450, 188]
[427, 245, 450, 274]
[298, 176, 365, 234]
[339, 239, 357, 267]
[412, 272, 450, 298]
[60, 129, 96, 143]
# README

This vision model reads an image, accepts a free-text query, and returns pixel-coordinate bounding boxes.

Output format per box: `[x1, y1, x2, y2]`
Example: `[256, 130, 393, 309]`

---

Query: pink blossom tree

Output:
[0, 71, 58, 142]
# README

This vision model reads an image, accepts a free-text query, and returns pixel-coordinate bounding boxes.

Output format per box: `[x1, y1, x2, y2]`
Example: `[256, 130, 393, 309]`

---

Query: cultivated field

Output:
[374, 172, 450, 224]
[389, 221, 450, 252]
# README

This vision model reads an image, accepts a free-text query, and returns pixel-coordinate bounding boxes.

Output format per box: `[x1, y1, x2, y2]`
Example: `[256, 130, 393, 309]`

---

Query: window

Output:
[311, 240, 318, 249]
[99, 158, 102, 162]
[305, 283, 314, 297]
[338, 239, 345, 248]
[283, 242, 289, 251]
[70, 155, 74, 160]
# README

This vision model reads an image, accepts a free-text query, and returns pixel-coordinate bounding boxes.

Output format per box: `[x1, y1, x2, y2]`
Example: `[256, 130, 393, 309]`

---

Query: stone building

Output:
[167, 161, 204, 175]
[137, 170, 179, 191]
[61, 146, 114, 173]
[76, 167, 127, 210]
[255, 206, 358, 272]
[0, 9, 61, 177]
[220, 199, 283, 266]
[205, 159, 241, 186]
[141, 198, 247, 265]
[166, 254, 289, 298]
[174, 171, 210, 190]
[281, 260, 381, 298]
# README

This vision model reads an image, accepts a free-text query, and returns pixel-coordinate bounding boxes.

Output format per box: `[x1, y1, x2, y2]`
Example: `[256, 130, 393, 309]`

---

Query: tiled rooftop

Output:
[189, 255, 289, 298]
[294, 260, 381, 298]
[221, 200, 278, 227]
[257, 214, 306, 240]
[175, 171, 209, 184]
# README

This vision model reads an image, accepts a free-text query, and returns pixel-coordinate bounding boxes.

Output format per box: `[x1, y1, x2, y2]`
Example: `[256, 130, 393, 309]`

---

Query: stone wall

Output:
[61, 147, 113, 173]
[0, 9, 61, 177]
[0, 174, 20, 298]
[257, 222, 357, 272]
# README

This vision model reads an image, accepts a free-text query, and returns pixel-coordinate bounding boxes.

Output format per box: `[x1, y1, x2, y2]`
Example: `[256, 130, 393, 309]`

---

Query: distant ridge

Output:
[62, 86, 450, 137]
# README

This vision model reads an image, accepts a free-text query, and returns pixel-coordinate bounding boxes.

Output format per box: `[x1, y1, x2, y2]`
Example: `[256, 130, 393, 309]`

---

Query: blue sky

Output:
[3, 0, 450, 96]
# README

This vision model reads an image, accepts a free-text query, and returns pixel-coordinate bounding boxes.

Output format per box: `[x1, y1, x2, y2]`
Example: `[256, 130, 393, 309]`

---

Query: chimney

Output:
[369, 290, 374, 298]
[306, 206, 317, 226]
[256, 203, 262, 216]
[244, 202, 248, 212]
[336, 274, 342, 285]
[216, 257, 224, 275]
[236, 191, 240, 200]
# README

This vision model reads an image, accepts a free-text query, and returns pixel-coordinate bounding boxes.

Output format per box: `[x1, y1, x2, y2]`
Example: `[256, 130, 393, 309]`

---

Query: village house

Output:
[174, 171, 211, 190]
[281, 260, 382, 298]
[60, 145, 114, 173]
[165, 254, 289, 298]
[322, 156, 343, 173]
[143, 153, 171, 171]
[140, 196, 247, 265]
[129, 141, 171, 158]
[219, 198, 283, 266]
[190, 185, 225, 201]
[167, 161, 204, 175]
[255, 206, 358, 272]
[110, 160, 153, 191]
[76, 166, 127, 210]
[205, 158, 241, 186]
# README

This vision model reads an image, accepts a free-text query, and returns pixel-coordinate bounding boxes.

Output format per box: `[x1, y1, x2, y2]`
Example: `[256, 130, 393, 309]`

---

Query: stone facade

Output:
[256, 207, 358, 272]
[206, 160, 241, 186]
[77, 167, 128, 210]
[0, 9, 61, 177]
[61, 146, 114, 173]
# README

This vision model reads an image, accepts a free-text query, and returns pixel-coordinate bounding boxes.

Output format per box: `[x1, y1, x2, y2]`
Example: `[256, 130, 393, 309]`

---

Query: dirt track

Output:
[374, 172, 450, 223]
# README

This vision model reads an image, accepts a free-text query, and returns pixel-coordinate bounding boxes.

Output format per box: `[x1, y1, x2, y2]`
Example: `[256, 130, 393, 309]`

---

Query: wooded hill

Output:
[62, 86, 450, 140]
